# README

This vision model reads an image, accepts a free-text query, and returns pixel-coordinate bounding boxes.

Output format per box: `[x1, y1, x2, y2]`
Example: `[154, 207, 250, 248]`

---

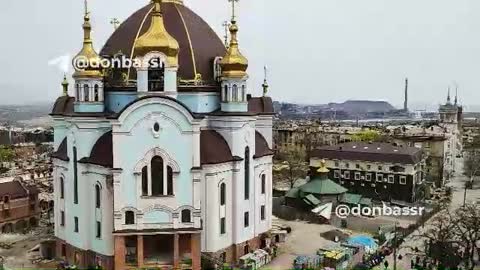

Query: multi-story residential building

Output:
[310, 142, 425, 203]
[273, 123, 370, 156]
[390, 129, 447, 187]
[50, 1, 274, 270]
[0, 180, 40, 233]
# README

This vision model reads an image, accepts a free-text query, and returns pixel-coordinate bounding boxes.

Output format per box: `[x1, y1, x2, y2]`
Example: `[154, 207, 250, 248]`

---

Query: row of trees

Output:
[419, 204, 480, 269]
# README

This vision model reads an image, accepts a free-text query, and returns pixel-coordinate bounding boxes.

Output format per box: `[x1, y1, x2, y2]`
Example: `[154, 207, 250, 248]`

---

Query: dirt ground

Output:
[0, 222, 54, 270]
[263, 219, 349, 269]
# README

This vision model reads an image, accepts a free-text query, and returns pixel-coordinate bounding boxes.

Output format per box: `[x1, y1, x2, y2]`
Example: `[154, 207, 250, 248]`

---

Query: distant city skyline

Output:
[1, 0, 479, 108]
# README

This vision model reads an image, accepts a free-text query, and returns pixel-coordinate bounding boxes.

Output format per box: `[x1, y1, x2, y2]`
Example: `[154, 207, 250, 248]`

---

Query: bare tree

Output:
[273, 145, 309, 189]
[420, 204, 480, 269]
[421, 211, 463, 268]
[452, 204, 480, 270]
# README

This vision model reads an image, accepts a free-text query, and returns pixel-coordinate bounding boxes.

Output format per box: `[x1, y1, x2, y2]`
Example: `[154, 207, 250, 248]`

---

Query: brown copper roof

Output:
[51, 137, 69, 161]
[79, 131, 113, 168]
[248, 96, 275, 115]
[100, 2, 226, 84]
[51, 96, 75, 116]
[311, 142, 424, 165]
[0, 181, 29, 200]
[254, 131, 274, 158]
[200, 130, 238, 165]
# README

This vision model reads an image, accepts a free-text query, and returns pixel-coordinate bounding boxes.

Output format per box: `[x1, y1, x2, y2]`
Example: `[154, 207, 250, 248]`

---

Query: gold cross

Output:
[228, 0, 239, 21]
[222, 20, 230, 47]
[111, 18, 120, 30]
[84, 0, 88, 16]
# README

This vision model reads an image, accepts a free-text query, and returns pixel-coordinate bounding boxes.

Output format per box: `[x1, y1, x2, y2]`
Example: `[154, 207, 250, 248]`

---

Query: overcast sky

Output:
[1, 0, 479, 110]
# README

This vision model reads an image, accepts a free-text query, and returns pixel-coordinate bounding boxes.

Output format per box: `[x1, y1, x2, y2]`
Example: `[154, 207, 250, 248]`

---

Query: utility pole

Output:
[393, 222, 398, 270]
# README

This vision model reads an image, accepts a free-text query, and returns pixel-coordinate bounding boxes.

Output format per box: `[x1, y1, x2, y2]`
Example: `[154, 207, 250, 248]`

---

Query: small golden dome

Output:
[72, 11, 102, 79]
[220, 20, 248, 79]
[317, 159, 330, 173]
[134, 0, 180, 67]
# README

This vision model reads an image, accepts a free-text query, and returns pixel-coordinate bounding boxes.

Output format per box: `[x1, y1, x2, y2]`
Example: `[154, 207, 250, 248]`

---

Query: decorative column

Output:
[137, 235, 144, 267]
[173, 234, 180, 269]
[191, 233, 201, 270]
[114, 236, 126, 270]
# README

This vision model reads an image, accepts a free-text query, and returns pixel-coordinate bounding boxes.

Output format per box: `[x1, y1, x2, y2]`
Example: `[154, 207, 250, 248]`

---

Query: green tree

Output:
[350, 130, 382, 142]
[0, 146, 14, 163]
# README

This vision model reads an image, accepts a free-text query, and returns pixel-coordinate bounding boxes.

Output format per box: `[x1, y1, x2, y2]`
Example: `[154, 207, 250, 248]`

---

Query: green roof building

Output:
[285, 160, 348, 209]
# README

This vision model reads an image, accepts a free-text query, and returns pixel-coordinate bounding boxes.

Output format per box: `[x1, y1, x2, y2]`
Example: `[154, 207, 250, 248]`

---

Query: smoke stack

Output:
[404, 78, 408, 112]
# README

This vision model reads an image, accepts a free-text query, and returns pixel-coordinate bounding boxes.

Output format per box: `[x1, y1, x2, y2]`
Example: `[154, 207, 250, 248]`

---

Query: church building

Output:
[50, 0, 274, 269]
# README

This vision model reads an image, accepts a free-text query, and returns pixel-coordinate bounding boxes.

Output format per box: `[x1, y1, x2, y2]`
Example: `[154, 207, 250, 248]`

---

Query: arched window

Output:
[60, 177, 64, 199]
[95, 184, 101, 208]
[167, 166, 174, 196]
[244, 147, 250, 200]
[148, 58, 165, 91]
[220, 182, 226, 206]
[94, 85, 99, 102]
[261, 174, 266, 194]
[151, 156, 164, 196]
[232, 85, 238, 102]
[141, 166, 148, 196]
[181, 209, 191, 223]
[241, 85, 246, 102]
[125, 211, 135, 225]
[223, 85, 228, 102]
[83, 84, 89, 102]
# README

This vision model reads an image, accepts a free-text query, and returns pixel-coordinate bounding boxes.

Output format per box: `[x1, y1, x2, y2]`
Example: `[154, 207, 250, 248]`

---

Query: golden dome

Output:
[317, 159, 330, 173]
[72, 11, 102, 79]
[134, 0, 180, 66]
[220, 20, 248, 79]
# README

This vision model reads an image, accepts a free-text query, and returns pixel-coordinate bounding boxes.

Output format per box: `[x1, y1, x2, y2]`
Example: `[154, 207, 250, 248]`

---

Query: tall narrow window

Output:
[73, 147, 78, 204]
[223, 85, 228, 102]
[94, 85, 99, 101]
[220, 183, 226, 206]
[261, 205, 266, 220]
[220, 217, 226, 234]
[125, 211, 135, 225]
[60, 177, 64, 199]
[244, 212, 249, 227]
[151, 156, 164, 196]
[241, 85, 246, 101]
[96, 221, 101, 238]
[244, 147, 250, 200]
[60, 211, 65, 226]
[141, 166, 148, 196]
[167, 166, 174, 195]
[232, 85, 238, 101]
[76, 84, 80, 101]
[74, 216, 79, 232]
[83, 84, 89, 101]
[181, 209, 191, 223]
[95, 184, 101, 208]
[261, 174, 266, 194]
[148, 58, 165, 91]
